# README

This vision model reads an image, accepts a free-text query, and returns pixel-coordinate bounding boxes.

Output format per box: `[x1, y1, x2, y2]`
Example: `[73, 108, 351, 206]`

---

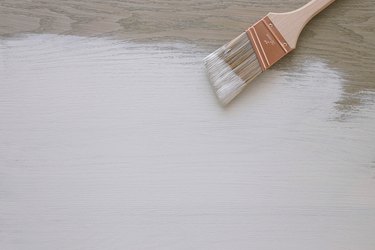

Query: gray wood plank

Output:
[0, 34, 374, 250]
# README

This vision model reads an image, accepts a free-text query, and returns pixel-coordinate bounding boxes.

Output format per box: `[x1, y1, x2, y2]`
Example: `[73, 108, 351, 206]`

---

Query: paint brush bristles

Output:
[203, 32, 262, 105]
[203, 16, 292, 106]
[203, 0, 336, 105]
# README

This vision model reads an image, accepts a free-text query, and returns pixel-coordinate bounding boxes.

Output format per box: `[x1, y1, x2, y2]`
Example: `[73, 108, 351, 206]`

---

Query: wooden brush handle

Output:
[268, 0, 335, 49]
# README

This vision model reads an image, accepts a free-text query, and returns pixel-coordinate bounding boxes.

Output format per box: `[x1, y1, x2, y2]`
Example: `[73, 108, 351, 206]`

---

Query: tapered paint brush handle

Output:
[203, 0, 337, 104]
[268, 0, 336, 49]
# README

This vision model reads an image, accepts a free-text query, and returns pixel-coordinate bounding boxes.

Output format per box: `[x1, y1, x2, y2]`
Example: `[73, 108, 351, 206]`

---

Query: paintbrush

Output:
[204, 0, 335, 105]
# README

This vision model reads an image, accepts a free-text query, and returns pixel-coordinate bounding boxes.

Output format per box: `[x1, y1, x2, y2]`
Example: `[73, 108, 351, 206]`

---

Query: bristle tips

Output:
[204, 52, 246, 105]
[203, 32, 262, 105]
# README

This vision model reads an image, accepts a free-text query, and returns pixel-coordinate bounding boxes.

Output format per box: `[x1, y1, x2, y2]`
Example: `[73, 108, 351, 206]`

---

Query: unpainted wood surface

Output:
[0, 0, 374, 109]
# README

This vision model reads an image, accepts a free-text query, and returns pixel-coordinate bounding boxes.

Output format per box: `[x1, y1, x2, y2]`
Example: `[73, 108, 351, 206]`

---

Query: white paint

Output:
[0, 35, 374, 250]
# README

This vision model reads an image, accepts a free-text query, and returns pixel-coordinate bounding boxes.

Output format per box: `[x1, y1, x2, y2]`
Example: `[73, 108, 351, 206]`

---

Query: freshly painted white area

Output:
[0, 35, 374, 250]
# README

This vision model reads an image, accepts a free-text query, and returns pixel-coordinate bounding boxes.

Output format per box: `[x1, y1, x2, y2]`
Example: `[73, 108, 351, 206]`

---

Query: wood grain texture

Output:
[0, 0, 375, 249]
[0, 0, 374, 110]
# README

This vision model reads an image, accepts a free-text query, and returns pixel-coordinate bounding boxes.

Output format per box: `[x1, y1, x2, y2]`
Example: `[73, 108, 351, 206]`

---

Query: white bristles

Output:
[204, 50, 246, 105]
[204, 32, 262, 105]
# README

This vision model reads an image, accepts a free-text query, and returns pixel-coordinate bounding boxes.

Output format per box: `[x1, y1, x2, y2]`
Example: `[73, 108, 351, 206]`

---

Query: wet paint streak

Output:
[0, 35, 375, 250]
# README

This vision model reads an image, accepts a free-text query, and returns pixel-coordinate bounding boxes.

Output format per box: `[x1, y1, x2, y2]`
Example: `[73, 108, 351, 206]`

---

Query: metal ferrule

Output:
[246, 16, 293, 71]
